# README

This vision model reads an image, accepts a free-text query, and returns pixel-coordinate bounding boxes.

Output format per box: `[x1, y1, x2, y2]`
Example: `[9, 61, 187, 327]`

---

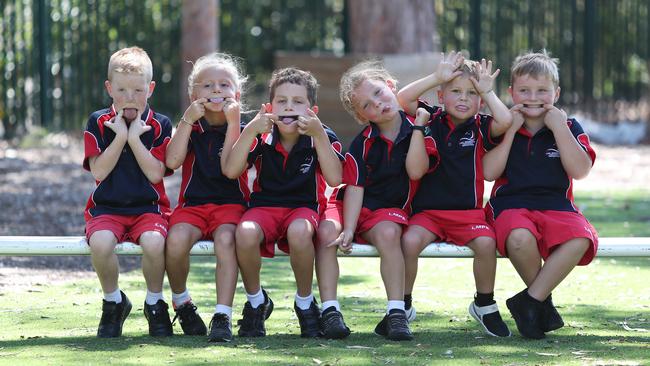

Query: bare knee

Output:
[317, 220, 340, 247]
[401, 230, 426, 257]
[89, 231, 117, 258]
[287, 219, 315, 251]
[506, 228, 536, 252]
[213, 226, 236, 252]
[236, 222, 262, 250]
[469, 236, 496, 257]
[140, 231, 165, 256]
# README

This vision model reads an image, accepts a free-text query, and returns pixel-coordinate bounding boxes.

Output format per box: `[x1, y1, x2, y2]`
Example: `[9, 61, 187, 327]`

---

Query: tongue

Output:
[282, 117, 295, 124]
[123, 108, 138, 121]
[208, 97, 224, 103]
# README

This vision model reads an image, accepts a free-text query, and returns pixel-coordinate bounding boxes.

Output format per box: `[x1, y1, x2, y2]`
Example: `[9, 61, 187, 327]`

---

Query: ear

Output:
[104, 80, 113, 97]
[264, 103, 272, 113]
[235, 90, 241, 101]
[147, 81, 156, 98]
[508, 85, 514, 98]
[354, 111, 368, 124]
[437, 89, 444, 105]
[311, 105, 319, 114]
[554, 86, 561, 103]
[386, 79, 397, 93]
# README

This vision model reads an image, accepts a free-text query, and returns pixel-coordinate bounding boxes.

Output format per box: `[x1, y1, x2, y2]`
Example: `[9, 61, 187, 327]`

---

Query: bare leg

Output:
[165, 223, 202, 294]
[528, 238, 590, 301]
[287, 219, 316, 297]
[466, 236, 498, 294]
[139, 231, 167, 293]
[89, 230, 119, 293]
[505, 228, 542, 286]
[213, 224, 238, 306]
[235, 221, 264, 294]
[401, 225, 437, 295]
[315, 219, 342, 303]
[363, 221, 404, 301]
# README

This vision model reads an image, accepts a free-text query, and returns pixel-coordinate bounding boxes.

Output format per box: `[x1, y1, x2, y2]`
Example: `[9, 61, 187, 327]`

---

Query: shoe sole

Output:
[506, 299, 545, 340]
[208, 334, 233, 342]
[468, 303, 511, 337]
[322, 328, 351, 339]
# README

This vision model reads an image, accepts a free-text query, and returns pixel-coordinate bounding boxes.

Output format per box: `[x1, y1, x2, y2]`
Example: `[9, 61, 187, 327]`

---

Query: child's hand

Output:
[327, 229, 354, 254]
[104, 109, 128, 137]
[470, 58, 500, 96]
[247, 104, 276, 135]
[182, 98, 207, 125]
[414, 107, 430, 127]
[435, 51, 464, 84]
[510, 104, 526, 131]
[128, 109, 152, 140]
[543, 104, 567, 131]
[297, 108, 325, 137]
[222, 97, 241, 124]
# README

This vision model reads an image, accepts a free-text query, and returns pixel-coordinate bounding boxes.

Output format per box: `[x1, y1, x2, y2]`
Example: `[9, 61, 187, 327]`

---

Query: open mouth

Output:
[523, 103, 544, 108]
[122, 108, 138, 121]
[207, 97, 225, 104]
[278, 115, 299, 125]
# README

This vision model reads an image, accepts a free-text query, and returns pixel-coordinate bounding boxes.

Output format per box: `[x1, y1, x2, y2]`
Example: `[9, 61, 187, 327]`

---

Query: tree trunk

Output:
[180, 0, 219, 111]
[346, 0, 438, 54]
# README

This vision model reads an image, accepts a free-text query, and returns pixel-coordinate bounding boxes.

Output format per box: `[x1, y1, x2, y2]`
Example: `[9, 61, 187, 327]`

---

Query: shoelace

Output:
[171, 304, 198, 326]
[209, 314, 230, 331]
[321, 311, 344, 329]
[388, 314, 410, 332]
[237, 305, 263, 329]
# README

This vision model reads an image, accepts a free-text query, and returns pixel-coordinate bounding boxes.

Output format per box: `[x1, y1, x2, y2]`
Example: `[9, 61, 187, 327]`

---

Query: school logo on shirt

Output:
[545, 148, 560, 158]
[459, 131, 476, 147]
[300, 156, 314, 173]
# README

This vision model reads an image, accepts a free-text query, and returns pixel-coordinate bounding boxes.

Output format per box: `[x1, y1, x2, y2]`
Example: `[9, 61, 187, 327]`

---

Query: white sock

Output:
[295, 293, 314, 310]
[172, 289, 191, 308]
[247, 289, 265, 309]
[104, 288, 122, 304]
[387, 300, 405, 313]
[321, 300, 340, 313]
[145, 290, 164, 305]
[214, 304, 233, 319]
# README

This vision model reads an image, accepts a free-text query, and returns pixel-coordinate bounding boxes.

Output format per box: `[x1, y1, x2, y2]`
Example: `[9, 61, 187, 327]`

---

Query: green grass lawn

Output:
[0, 190, 648, 365]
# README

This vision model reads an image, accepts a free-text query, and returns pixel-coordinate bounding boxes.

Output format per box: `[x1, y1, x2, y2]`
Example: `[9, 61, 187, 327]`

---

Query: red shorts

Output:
[85, 213, 168, 243]
[321, 201, 343, 224]
[408, 209, 495, 246]
[493, 209, 598, 265]
[240, 207, 319, 258]
[355, 207, 409, 244]
[169, 203, 246, 240]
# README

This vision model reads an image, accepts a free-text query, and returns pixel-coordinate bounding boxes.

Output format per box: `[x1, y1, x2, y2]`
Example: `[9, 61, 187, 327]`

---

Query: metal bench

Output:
[0, 236, 648, 257]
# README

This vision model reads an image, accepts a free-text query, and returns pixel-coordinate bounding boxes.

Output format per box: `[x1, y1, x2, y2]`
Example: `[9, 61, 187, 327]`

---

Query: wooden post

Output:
[180, 0, 219, 112]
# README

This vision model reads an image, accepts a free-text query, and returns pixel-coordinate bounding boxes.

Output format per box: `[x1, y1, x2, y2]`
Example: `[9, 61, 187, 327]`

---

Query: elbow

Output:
[406, 166, 426, 180]
[91, 171, 107, 182]
[326, 175, 342, 187]
[223, 168, 240, 180]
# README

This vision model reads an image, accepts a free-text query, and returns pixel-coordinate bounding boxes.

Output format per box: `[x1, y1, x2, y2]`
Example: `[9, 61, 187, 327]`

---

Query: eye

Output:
[220, 82, 231, 88]
[469, 90, 478, 96]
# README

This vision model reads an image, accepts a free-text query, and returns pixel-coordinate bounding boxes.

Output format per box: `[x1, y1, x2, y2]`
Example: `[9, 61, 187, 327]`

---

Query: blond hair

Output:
[186, 52, 247, 98]
[511, 50, 560, 87]
[339, 60, 397, 123]
[107, 46, 153, 82]
[441, 59, 480, 89]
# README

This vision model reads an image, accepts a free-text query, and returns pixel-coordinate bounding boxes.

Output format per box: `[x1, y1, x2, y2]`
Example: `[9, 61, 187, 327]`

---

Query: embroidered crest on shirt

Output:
[545, 148, 560, 158]
[300, 156, 314, 173]
[459, 131, 476, 147]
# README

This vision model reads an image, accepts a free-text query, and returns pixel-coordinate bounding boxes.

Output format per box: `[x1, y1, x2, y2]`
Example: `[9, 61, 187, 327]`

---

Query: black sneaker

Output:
[468, 301, 511, 337]
[404, 294, 416, 322]
[144, 300, 173, 337]
[506, 290, 545, 339]
[97, 291, 132, 338]
[208, 313, 232, 342]
[172, 301, 207, 336]
[541, 294, 564, 332]
[237, 289, 274, 337]
[294, 299, 321, 338]
[319, 306, 351, 339]
[374, 309, 414, 341]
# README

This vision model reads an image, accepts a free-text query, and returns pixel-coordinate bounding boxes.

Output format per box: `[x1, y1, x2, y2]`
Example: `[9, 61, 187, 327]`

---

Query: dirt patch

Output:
[0, 135, 648, 287]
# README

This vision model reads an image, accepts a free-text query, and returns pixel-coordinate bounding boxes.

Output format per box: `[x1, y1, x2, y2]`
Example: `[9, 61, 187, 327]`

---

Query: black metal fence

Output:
[1, 0, 648, 139]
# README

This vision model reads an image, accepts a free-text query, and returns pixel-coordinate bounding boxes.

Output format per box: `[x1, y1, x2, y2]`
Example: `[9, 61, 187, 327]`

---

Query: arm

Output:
[405, 108, 432, 180]
[221, 104, 275, 179]
[397, 51, 464, 115]
[469, 59, 512, 137]
[327, 185, 364, 254]
[297, 108, 342, 186]
[88, 110, 128, 181]
[482, 105, 524, 181]
[219, 97, 242, 172]
[166, 98, 207, 169]
[544, 106, 593, 179]
[127, 110, 166, 184]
